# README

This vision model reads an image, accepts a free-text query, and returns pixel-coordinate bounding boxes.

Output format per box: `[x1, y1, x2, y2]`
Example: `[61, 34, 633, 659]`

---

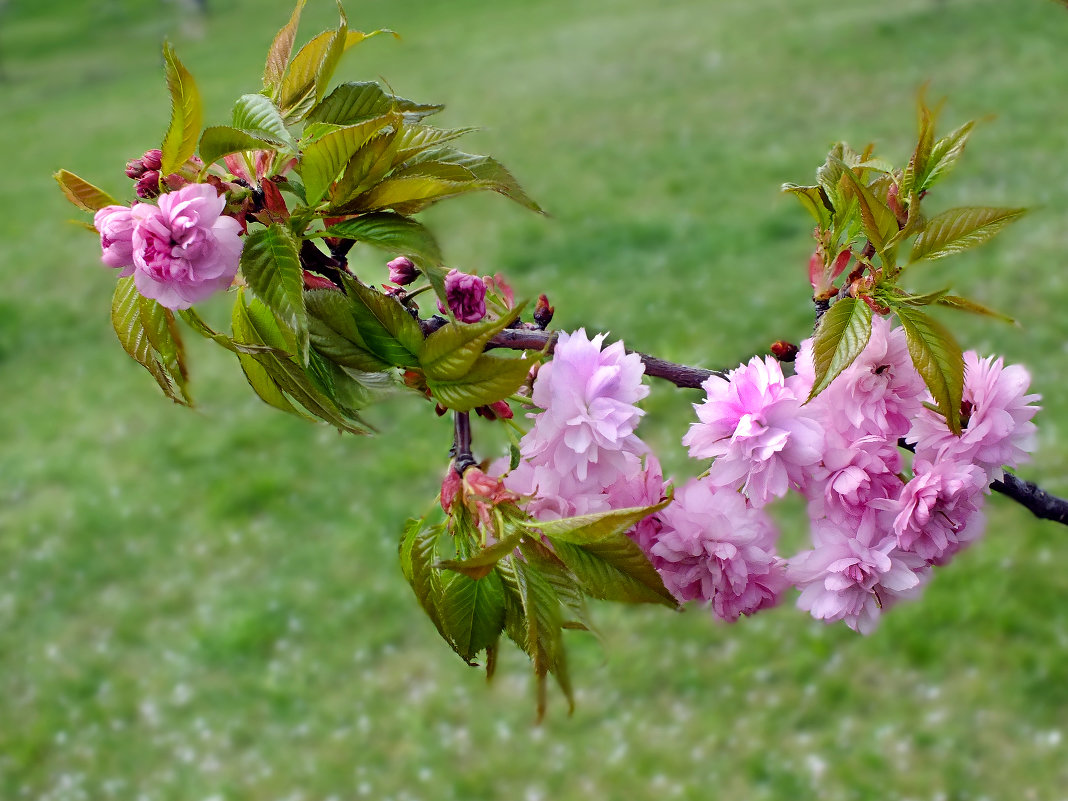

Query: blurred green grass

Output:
[2, 0, 1068, 798]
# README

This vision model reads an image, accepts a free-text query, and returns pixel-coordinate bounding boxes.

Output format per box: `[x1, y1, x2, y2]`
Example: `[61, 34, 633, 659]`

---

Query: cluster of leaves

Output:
[56, 0, 544, 428]
[784, 96, 1025, 433]
[402, 497, 676, 720]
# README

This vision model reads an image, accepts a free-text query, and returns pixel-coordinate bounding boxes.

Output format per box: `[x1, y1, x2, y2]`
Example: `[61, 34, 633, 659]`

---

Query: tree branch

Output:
[991, 473, 1068, 524]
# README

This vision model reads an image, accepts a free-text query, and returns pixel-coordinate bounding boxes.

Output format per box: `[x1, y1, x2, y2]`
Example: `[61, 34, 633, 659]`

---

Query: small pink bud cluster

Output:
[92, 183, 243, 310]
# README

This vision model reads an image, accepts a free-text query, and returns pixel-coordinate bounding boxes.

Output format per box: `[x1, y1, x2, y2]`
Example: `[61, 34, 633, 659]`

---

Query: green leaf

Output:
[894, 305, 964, 435]
[231, 94, 296, 148]
[321, 212, 443, 266]
[909, 207, 1026, 263]
[901, 95, 938, 198]
[781, 183, 832, 229]
[399, 520, 450, 643]
[308, 81, 442, 127]
[518, 539, 597, 636]
[808, 297, 873, 400]
[341, 276, 424, 368]
[263, 1, 306, 92]
[921, 120, 975, 192]
[347, 175, 488, 215]
[277, 30, 335, 118]
[426, 353, 537, 412]
[240, 224, 308, 362]
[936, 294, 1016, 325]
[331, 130, 400, 202]
[305, 289, 392, 372]
[160, 42, 203, 176]
[420, 304, 525, 382]
[835, 158, 899, 253]
[816, 143, 849, 212]
[439, 570, 507, 664]
[395, 148, 542, 213]
[53, 170, 119, 212]
[111, 277, 191, 406]
[551, 535, 678, 608]
[199, 126, 279, 169]
[523, 499, 671, 545]
[438, 532, 523, 580]
[298, 116, 394, 204]
[393, 125, 478, 164]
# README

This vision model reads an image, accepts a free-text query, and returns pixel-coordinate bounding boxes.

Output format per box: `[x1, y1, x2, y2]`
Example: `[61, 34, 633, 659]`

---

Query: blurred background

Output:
[2, 0, 1068, 798]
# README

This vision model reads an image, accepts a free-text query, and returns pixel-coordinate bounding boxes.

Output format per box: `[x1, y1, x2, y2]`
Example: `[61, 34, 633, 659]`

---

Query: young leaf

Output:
[277, 30, 336, 118]
[231, 94, 296, 148]
[894, 305, 964, 434]
[808, 297, 873, 400]
[426, 353, 537, 412]
[331, 130, 400, 202]
[523, 500, 671, 545]
[901, 94, 938, 198]
[240, 224, 308, 362]
[551, 534, 678, 608]
[308, 81, 442, 127]
[936, 294, 1016, 325]
[53, 170, 119, 212]
[438, 570, 507, 664]
[419, 304, 525, 382]
[909, 206, 1026, 263]
[922, 120, 975, 192]
[160, 42, 203, 176]
[393, 125, 478, 165]
[305, 289, 392, 373]
[346, 175, 487, 216]
[399, 520, 450, 643]
[321, 212, 443, 267]
[342, 276, 424, 368]
[299, 116, 394, 204]
[199, 126, 279, 169]
[835, 159, 898, 254]
[230, 296, 312, 417]
[781, 183, 832, 229]
[262, 0, 306, 92]
[437, 532, 524, 581]
[394, 148, 542, 213]
[111, 277, 191, 406]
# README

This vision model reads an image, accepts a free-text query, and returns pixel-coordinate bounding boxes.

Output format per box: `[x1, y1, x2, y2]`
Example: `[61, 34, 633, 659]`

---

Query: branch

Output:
[488, 327, 727, 389]
[991, 473, 1068, 525]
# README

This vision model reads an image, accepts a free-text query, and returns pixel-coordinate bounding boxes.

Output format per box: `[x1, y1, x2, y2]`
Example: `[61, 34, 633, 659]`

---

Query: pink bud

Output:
[440, 467, 462, 513]
[440, 268, 487, 323]
[125, 159, 146, 179]
[387, 256, 419, 286]
[141, 149, 163, 171]
[135, 171, 161, 199]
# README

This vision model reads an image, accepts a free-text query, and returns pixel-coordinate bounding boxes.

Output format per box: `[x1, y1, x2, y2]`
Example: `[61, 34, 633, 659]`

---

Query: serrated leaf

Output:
[299, 116, 394, 204]
[347, 175, 487, 215]
[894, 305, 964, 435]
[393, 125, 478, 165]
[816, 143, 848, 212]
[160, 42, 203, 176]
[262, 0, 306, 92]
[308, 81, 442, 127]
[340, 276, 424, 367]
[936, 294, 1016, 325]
[420, 304, 525, 382]
[54, 170, 119, 212]
[902, 94, 938, 198]
[426, 353, 536, 412]
[909, 206, 1026, 263]
[199, 126, 279, 169]
[782, 183, 832, 229]
[231, 94, 296, 148]
[231, 294, 315, 418]
[808, 297, 874, 400]
[518, 539, 598, 637]
[395, 148, 542, 213]
[332, 130, 400, 202]
[438, 532, 523, 580]
[439, 570, 507, 664]
[305, 288, 392, 372]
[111, 277, 191, 406]
[277, 30, 335, 118]
[890, 287, 952, 307]
[551, 534, 677, 607]
[922, 120, 975, 192]
[835, 158, 899, 253]
[240, 224, 308, 362]
[321, 212, 443, 267]
[523, 500, 670, 545]
[399, 520, 450, 643]
[178, 307, 279, 355]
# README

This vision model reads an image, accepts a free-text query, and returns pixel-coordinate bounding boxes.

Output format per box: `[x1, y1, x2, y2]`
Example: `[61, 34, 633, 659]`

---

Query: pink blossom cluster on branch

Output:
[504, 319, 1040, 634]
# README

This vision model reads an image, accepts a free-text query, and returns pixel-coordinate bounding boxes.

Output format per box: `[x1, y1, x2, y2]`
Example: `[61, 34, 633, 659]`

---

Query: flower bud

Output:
[163, 172, 188, 191]
[534, 294, 554, 329]
[770, 340, 799, 362]
[141, 149, 163, 171]
[125, 159, 146, 179]
[440, 467, 462, 513]
[387, 256, 419, 286]
[135, 170, 161, 199]
[441, 268, 487, 323]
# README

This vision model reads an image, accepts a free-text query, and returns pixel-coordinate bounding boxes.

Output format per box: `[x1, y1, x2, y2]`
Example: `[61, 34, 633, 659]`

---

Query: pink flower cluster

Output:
[504, 319, 1039, 634]
[93, 183, 243, 310]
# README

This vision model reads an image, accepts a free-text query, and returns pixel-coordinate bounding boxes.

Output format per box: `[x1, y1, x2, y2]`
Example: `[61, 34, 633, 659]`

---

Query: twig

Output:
[453, 412, 477, 475]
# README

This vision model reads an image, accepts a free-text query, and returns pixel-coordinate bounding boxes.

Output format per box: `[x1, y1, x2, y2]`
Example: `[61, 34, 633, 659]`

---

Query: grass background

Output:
[2, 0, 1068, 798]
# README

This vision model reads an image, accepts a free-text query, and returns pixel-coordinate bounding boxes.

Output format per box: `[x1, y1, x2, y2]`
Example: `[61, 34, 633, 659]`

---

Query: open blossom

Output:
[94, 205, 136, 270]
[440, 268, 487, 323]
[683, 356, 822, 506]
[788, 512, 928, 634]
[874, 459, 987, 564]
[124, 183, 243, 309]
[804, 431, 902, 528]
[908, 351, 1040, 481]
[650, 478, 787, 621]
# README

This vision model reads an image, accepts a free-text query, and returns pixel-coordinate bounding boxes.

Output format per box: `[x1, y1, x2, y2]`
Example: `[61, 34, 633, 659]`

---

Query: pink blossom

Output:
[650, 478, 787, 621]
[605, 452, 667, 555]
[387, 256, 418, 286]
[804, 431, 902, 528]
[787, 512, 927, 634]
[907, 351, 1040, 481]
[683, 356, 823, 506]
[93, 205, 136, 271]
[129, 183, 243, 309]
[873, 459, 987, 564]
[439, 268, 487, 323]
